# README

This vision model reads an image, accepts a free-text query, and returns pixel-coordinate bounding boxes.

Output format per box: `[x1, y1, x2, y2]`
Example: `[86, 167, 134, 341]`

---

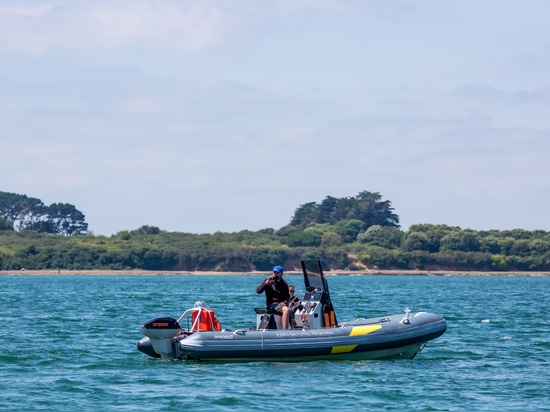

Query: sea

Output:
[1, 274, 549, 411]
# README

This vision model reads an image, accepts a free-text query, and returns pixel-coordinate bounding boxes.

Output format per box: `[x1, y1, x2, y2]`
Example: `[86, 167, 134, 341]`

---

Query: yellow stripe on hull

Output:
[330, 325, 383, 353]
[349, 324, 382, 336]
[331, 345, 358, 354]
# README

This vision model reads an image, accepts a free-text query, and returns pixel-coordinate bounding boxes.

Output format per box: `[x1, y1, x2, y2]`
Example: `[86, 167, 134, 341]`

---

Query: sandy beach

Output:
[2, 269, 550, 276]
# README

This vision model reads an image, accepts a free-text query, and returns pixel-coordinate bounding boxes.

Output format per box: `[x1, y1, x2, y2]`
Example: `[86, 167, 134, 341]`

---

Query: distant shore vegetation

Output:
[1, 190, 550, 272]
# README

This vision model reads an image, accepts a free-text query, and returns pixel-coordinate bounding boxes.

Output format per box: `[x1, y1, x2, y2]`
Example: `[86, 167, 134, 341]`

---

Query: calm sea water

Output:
[1, 274, 549, 411]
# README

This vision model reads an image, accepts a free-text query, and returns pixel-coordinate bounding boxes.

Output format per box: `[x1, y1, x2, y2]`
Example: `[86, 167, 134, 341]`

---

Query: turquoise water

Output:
[1, 274, 549, 411]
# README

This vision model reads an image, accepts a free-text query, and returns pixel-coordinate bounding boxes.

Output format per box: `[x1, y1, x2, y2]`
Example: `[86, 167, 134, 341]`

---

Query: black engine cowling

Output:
[140, 317, 182, 358]
[141, 317, 181, 331]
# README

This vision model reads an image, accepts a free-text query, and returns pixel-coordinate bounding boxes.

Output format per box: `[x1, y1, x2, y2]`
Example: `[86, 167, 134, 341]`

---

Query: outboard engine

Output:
[140, 317, 182, 359]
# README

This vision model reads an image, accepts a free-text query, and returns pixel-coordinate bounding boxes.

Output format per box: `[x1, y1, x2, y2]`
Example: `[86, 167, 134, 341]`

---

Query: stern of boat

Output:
[139, 317, 182, 359]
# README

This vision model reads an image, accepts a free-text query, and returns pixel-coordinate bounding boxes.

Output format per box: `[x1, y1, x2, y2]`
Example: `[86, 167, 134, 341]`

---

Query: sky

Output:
[1, 0, 549, 236]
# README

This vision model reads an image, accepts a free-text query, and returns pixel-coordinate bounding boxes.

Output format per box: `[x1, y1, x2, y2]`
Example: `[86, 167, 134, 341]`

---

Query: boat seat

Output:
[258, 313, 277, 329]
[255, 307, 279, 330]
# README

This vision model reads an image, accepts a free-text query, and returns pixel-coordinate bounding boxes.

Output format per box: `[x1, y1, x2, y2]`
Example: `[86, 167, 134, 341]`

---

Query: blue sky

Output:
[1, 0, 549, 236]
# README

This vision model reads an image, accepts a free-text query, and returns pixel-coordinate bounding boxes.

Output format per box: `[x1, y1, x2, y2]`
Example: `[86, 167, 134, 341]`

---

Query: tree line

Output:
[1, 190, 550, 272]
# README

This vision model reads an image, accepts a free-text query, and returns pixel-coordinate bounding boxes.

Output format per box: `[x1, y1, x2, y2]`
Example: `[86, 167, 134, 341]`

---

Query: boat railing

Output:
[176, 301, 221, 332]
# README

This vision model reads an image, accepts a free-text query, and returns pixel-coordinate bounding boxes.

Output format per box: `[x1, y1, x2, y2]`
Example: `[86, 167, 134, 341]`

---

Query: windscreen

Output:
[301, 260, 328, 292]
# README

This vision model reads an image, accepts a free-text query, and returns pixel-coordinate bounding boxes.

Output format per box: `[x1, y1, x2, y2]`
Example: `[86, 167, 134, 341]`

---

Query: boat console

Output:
[255, 260, 337, 330]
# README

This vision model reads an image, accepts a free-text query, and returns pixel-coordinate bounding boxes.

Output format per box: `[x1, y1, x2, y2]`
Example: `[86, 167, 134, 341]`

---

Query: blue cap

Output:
[273, 266, 283, 273]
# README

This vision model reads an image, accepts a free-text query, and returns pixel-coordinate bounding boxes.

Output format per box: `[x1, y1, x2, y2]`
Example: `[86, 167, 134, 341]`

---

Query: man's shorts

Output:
[268, 302, 285, 315]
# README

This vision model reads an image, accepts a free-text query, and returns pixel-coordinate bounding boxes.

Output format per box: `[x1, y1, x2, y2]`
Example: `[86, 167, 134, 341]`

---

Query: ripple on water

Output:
[1, 275, 549, 411]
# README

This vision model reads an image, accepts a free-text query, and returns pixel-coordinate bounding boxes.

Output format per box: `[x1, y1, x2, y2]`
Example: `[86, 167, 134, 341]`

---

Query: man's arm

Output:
[256, 276, 274, 294]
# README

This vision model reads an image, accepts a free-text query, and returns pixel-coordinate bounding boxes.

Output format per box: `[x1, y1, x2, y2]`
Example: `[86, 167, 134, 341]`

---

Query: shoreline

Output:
[2, 269, 550, 276]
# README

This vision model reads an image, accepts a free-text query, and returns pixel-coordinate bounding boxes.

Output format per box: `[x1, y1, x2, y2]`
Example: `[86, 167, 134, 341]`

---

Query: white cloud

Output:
[0, 0, 226, 54]
[0, 0, 372, 56]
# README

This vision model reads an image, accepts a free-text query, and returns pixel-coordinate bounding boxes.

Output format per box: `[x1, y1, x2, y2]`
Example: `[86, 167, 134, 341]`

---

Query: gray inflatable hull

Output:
[138, 311, 446, 362]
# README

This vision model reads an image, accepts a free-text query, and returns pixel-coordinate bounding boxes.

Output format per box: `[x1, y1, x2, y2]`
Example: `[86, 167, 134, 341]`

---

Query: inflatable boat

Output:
[137, 260, 447, 361]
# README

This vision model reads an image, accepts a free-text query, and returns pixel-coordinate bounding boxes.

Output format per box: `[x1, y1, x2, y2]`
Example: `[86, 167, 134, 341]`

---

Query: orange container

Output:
[192, 309, 222, 331]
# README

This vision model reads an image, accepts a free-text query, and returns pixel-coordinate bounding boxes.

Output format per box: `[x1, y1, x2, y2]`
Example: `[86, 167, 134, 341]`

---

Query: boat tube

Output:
[137, 260, 447, 361]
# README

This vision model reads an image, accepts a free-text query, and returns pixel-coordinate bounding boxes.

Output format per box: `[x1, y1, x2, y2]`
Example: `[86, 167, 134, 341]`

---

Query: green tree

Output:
[352, 191, 399, 228]
[498, 237, 516, 255]
[321, 231, 343, 247]
[479, 235, 501, 254]
[289, 202, 318, 228]
[290, 191, 399, 229]
[132, 225, 160, 235]
[461, 232, 480, 252]
[249, 247, 287, 271]
[334, 219, 366, 243]
[358, 225, 404, 249]
[0, 191, 28, 223]
[286, 231, 322, 247]
[402, 231, 430, 251]
[408, 224, 460, 253]
[510, 239, 531, 257]
[0, 192, 45, 230]
[304, 223, 335, 236]
[500, 229, 533, 240]
[529, 239, 550, 255]
[490, 254, 508, 270]
[440, 232, 463, 252]
[0, 191, 88, 235]
[0, 216, 14, 231]
[45, 203, 88, 236]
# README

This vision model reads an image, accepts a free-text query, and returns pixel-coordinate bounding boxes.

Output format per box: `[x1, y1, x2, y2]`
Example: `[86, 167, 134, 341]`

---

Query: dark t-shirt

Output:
[256, 276, 290, 307]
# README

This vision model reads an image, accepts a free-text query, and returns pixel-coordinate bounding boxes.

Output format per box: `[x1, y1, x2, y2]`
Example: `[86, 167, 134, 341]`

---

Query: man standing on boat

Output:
[256, 266, 290, 329]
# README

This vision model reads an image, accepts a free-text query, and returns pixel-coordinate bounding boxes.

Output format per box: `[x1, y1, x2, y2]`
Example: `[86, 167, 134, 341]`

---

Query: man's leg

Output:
[281, 306, 289, 330]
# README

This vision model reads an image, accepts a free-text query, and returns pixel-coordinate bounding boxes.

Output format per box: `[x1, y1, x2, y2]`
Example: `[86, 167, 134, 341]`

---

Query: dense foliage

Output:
[288, 191, 399, 229]
[2, 190, 550, 272]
